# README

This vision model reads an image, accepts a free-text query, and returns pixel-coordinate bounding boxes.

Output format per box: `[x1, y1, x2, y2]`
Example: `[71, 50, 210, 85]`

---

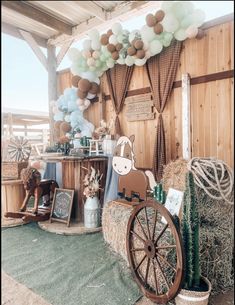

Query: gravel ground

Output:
[2, 271, 234, 305]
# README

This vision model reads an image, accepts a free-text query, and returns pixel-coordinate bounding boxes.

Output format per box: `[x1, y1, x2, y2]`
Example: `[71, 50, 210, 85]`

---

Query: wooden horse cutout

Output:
[112, 135, 157, 202]
[5, 167, 58, 222]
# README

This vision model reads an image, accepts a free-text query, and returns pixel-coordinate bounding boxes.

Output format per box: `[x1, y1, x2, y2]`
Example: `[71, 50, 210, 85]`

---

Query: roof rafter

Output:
[2, 22, 48, 48]
[2, 1, 73, 35]
[74, 1, 107, 21]
[48, 1, 161, 46]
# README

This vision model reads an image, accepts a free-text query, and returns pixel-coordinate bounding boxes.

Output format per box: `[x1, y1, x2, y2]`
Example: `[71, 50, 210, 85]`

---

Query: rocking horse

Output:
[4, 167, 59, 222]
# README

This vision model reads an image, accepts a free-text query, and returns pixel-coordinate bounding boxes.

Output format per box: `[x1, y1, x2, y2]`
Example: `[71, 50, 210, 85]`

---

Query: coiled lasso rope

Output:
[187, 157, 234, 205]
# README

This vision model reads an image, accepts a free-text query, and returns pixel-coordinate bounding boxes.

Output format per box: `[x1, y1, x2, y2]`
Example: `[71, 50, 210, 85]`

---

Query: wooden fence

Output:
[57, 15, 234, 169]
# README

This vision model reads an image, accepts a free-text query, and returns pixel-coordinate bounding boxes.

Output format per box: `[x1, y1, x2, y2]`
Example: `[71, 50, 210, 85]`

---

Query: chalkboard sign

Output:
[49, 188, 74, 227]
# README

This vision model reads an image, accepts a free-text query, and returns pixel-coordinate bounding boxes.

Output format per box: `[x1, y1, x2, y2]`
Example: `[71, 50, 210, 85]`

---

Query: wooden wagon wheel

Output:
[8, 136, 31, 162]
[126, 200, 184, 304]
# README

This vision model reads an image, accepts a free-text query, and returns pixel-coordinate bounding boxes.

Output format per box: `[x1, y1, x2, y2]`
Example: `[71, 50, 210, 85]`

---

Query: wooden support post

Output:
[47, 45, 57, 145]
[182, 74, 191, 160]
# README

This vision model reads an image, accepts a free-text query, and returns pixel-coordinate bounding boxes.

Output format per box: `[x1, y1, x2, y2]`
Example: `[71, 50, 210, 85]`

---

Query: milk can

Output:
[84, 196, 101, 228]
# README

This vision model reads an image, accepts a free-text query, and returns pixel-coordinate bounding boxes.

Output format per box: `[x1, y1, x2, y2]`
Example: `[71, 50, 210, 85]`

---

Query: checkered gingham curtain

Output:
[106, 64, 134, 137]
[146, 40, 182, 182]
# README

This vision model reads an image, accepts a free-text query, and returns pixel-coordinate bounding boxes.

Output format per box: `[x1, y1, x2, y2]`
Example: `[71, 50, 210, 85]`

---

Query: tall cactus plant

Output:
[181, 171, 200, 289]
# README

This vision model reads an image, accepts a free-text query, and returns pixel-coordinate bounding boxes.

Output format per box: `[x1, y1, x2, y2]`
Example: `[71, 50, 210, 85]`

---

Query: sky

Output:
[1, 1, 234, 113]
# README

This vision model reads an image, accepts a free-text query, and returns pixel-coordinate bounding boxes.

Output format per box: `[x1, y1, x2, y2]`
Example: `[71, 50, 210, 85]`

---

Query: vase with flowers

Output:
[93, 120, 116, 155]
[83, 167, 103, 228]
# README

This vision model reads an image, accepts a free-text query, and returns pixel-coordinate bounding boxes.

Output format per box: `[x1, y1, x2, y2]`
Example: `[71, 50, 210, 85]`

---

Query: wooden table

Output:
[40, 155, 108, 222]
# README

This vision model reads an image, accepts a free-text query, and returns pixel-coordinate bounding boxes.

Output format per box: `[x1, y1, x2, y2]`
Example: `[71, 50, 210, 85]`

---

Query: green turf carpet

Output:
[2, 223, 142, 305]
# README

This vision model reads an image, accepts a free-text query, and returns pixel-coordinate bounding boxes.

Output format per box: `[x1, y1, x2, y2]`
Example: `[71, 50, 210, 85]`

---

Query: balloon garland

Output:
[55, 1, 205, 140]
[68, 1, 205, 79]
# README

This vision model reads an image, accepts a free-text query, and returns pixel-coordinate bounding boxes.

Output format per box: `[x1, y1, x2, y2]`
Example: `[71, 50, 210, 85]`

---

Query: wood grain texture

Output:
[61, 158, 108, 222]
[57, 20, 234, 169]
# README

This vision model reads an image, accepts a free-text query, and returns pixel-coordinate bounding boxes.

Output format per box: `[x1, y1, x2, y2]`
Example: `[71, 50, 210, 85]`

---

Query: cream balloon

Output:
[149, 40, 163, 55]
[135, 57, 147, 66]
[111, 23, 123, 35]
[185, 25, 199, 38]
[109, 34, 118, 45]
[83, 39, 92, 51]
[161, 13, 179, 33]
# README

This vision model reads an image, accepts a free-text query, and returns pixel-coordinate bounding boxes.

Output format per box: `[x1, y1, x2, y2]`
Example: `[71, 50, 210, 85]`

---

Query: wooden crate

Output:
[2, 161, 28, 180]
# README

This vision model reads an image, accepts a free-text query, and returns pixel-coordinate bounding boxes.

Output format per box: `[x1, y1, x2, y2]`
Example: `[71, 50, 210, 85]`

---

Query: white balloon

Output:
[106, 58, 115, 68]
[70, 63, 81, 76]
[145, 50, 151, 59]
[97, 70, 104, 77]
[91, 39, 101, 51]
[80, 71, 98, 82]
[65, 114, 71, 122]
[84, 99, 91, 107]
[67, 48, 81, 62]
[140, 25, 155, 42]
[87, 57, 96, 66]
[174, 28, 187, 41]
[135, 58, 147, 66]
[116, 57, 125, 65]
[76, 98, 84, 106]
[161, 1, 174, 12]
[117, 34, 124, 43]
[109, 34, 118, 45]
[83, 39, 92, 51]
[161, 13, 179, 33]
[88, 29, 100, 41]
[87, 92, 96, 99]
[92, 50, 100, 59]
[185, 25, 199, 39]
[149, 40, 163, 55]
[143, 41, 149, 51]
[125, 55, 135, 66]
[111, 23, 123, 35]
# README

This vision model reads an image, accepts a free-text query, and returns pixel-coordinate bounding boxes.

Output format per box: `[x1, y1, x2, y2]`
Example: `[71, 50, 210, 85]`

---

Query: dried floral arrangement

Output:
[93, 120, 113, 139]
[83, 166, 103, 198]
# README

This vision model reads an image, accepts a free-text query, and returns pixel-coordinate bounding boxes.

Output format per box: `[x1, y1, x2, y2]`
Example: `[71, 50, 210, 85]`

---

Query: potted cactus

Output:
[175, 172, 212, 305]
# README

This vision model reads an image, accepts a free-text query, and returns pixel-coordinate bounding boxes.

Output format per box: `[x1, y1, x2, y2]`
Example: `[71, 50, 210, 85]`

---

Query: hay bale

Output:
[102, 201, 132, 264]
[162, 158, 188, 192]
[162, 159, 234, 294]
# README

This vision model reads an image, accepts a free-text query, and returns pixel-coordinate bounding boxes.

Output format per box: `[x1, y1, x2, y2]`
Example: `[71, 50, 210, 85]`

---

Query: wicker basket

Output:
[175, 277, 212, 305]
[2, 161, 28, 180]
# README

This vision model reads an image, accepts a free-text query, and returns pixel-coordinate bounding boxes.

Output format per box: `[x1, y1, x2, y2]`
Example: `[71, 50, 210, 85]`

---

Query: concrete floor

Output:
[2, 270, 234, 305]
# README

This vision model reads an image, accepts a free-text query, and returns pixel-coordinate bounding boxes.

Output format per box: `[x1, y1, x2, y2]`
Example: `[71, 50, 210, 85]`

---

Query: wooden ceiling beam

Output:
[48, 1, 161, 46]
[2, 1, 73, 35]
[2, 22, 48, 48]
[74, 1, 107, 21]
[19, 30, 48, 71]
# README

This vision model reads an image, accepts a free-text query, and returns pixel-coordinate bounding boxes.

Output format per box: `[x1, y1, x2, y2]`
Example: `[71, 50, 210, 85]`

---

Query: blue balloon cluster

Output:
[53, 87, 94, 138]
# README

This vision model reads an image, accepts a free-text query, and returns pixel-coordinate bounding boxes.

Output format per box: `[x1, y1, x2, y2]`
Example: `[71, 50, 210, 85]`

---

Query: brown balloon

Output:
[107, 43, 116, 53]
[155, 10, 165, 22]
[60, 122, 72, 133]
[107, 29, 113, 37]
[154, 23, 163, 35]
[71, 75, 81, 88]
[89, 82, 100, 95]
[77, 90, 87, 99]
[134, 40, 144, 50]
[115, 43, 123, 51]
[54, 120, 63, 130]
[136, 49, 145, 59]
[100, 34, 109, 45]
[196, 29, 205, 40]
[111, 51, 119, 60]
[146, 14, 157, 27]
[78, 78, 91, 92]
[131, 38, 138, 46]
[127, 46, 137, 56]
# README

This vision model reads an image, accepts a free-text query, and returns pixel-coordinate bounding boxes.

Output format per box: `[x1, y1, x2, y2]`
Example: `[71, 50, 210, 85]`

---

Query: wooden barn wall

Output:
[57, 19, 234, 170]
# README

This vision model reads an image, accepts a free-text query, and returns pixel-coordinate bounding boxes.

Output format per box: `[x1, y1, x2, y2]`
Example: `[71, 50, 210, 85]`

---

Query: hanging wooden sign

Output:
[125, 93, 154, 122]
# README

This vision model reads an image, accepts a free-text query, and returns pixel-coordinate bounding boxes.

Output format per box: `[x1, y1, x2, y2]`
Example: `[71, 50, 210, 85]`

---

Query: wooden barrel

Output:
[1, 179, 26, 218]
